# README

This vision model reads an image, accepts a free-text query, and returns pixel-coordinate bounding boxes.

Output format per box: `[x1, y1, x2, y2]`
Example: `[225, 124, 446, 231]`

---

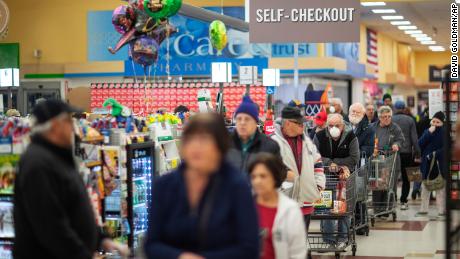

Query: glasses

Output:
[380, 115, 392, 119]
[288, 120, 303, 126]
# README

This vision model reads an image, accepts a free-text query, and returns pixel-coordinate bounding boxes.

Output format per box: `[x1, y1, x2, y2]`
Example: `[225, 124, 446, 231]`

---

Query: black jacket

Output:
[352, 119, 375, 158]
[14, 135, 99, 259]
[226, 130, 281, 174]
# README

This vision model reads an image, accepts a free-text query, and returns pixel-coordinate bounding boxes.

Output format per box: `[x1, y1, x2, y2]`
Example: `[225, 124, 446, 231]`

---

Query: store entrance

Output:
[24, 90, 60, 114]
[0, 89, 18, 113]
[18, 82, 61, 115]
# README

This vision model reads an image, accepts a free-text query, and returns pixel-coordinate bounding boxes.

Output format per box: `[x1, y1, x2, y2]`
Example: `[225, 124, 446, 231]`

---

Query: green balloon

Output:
[209, 20, 228, 55]
[144, 0, 182, 19]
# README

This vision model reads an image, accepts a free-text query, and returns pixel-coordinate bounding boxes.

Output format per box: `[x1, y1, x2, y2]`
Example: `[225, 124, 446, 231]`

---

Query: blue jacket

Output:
[144, 161, 260, 259]
[418, 127, 445, 179]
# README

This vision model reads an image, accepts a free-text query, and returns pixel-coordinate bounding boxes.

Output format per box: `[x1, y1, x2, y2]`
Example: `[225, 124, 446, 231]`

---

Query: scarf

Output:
[283, 133, 303, 173]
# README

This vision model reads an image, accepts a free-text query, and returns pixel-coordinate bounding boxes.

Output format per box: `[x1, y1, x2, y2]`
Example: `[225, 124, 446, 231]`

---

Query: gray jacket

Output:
[372, 122, 405, 151]
[392, 113, 421, 156]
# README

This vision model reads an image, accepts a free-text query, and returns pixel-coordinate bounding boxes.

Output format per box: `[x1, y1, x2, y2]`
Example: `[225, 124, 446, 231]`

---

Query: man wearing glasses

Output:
[271, 106, 326, 232]
[371, 106, 404, 216]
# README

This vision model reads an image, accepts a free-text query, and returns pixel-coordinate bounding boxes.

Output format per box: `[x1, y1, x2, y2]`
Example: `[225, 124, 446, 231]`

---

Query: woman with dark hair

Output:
[249, 153, 307, 259]
[144, 113, 260, 259]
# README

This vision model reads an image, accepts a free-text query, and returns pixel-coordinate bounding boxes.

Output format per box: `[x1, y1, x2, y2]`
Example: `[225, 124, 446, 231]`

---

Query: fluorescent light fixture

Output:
[421, 41, 436, 45]
[429, 46, 446, 51]
[415, 37, 432, 41]
[390, 21, 411, 25]
[372, 9, 396, 14]
[398, 25, 417, 30]
[410, 33, 426, 37]
[405, 30, 423, 34]
[382, 15, 404, 20]
[361, 2, 386, 6]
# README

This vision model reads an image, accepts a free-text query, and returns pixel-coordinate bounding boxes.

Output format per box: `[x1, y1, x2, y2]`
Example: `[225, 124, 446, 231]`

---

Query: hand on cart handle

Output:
[339, 166, 351, 180]
[391, 144, 399, 152]
[179, 252, 206, 259]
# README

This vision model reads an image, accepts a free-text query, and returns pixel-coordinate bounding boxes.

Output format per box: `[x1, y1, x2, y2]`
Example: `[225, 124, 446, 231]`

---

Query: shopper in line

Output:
[416, 111, 446, 217]
[364, 103, 378, 124]
[313, 113, 359, 248]
[271, 106, 325, 231]
[349, 103, 375, 158]
[249, 153, 307, 259]
[413, 107, 431, 199]
[14, 100, 128, 259]
[392, 101, 421, 210]
[371, 106, 404, 214]
[329, 98, 349, 122]
[227, 95, 282, 174]
[144, 113, 259, 259]
[382, 93, 393, 108]
[308, 109, 327, 140]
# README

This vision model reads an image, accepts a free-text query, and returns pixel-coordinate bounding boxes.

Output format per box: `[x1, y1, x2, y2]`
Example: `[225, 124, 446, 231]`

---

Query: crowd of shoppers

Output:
[14, 94, 447, 258]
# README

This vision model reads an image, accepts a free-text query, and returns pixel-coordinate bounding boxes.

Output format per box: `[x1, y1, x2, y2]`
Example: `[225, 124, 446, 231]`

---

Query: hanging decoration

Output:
[209, 20, 228, 55]
[0, 0, 10, 39]
[108, 0, 181, 78]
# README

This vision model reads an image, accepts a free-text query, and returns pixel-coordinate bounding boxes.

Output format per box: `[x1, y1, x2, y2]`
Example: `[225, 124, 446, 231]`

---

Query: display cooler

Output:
[126, 141, 156, 250]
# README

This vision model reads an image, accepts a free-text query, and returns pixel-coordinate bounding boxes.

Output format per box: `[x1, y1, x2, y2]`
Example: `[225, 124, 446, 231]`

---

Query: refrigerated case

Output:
[126, 142, 155, 250]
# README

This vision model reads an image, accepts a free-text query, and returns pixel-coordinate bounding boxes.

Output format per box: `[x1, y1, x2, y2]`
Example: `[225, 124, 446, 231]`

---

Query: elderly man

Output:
[364, 103, 378, 124]
[14, 100, 128, 259]
[271, 106, 325, 231]
[313, 113, 360, 248]
[392, 101, 421, 210]
[227, 96, 281, 174]
[329, 98, 349, 122]
[349, 103, 375, 158]
[372, 106, 405, 215]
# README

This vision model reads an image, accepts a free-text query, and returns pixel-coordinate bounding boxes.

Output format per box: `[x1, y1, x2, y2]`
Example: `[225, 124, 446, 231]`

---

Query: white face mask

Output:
[329, 126, 341, 138]
[329, 106, 336, 114]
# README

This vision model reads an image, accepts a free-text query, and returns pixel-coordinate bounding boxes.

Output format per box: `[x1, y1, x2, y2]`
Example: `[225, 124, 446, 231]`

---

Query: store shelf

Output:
[133, 176, 146, 181]
[82, 136, 105, 144]
[133, 203, 146, 208]
[85, 161, 102, 168]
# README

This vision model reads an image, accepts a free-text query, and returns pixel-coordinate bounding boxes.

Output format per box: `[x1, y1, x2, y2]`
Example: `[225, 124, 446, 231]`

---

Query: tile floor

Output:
[308, 195, 451, 258]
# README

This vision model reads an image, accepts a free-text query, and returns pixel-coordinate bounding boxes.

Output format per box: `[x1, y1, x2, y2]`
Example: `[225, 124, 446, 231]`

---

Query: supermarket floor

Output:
[309, 195, 447, 258]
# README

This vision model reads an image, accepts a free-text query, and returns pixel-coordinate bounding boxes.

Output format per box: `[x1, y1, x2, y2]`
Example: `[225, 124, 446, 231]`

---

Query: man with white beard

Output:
[348, 103, 375, 159]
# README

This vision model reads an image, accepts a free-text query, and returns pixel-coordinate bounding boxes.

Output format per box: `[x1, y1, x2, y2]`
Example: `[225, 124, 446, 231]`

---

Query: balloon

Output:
[147, 20, 177, 45]
[143, 0, 182, 20]
[129, 36, 160, 67]
[112, 5, 134, 34]
[209, 20, 228, 55]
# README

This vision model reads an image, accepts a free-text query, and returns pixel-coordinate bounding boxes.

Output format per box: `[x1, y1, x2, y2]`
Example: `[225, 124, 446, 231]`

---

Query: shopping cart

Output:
[354, 156, 370, 236]
[367, 151, 399, 226]
[307, 166, 357, 259]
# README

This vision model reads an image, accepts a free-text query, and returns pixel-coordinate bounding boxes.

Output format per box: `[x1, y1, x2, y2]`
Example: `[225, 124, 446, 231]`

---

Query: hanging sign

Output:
[239, 66, 258, 85]
[250, 0, 360, 43]
[428, 89, 444, 118]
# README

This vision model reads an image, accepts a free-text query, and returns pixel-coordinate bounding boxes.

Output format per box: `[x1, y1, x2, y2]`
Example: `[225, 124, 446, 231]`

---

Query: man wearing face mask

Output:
[371, 106, 404, 215]
[271, 106, 326, 232]
[313, 113, 360, 248]
[349, 103, 376, 159]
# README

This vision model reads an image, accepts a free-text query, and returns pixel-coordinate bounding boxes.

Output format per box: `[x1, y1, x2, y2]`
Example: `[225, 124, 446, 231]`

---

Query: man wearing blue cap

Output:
[392, 100, 421, 209]
[227, 95, 282, 174]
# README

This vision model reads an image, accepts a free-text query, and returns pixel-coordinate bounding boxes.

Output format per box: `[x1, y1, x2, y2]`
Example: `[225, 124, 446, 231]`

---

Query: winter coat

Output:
[418, 127, 445, 179]
[271, 193, 307, 259]
[393, 112, 421, 156]
[313, 128, 360, 170]
[372, 122, 405, 151]
[227, 130, 281, 174]
[14, 135, 100, 259]
[352, 119, 375, 158]
[144, 161, 260, 259]
[271, 125, 326, 206]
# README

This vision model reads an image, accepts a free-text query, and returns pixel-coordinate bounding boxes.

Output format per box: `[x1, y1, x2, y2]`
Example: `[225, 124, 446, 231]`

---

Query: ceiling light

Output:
[405, 30, 423, 34]
[429, 46, 446, 51]
[382, 16, 404, 20]
[398, 25, 417, 30]
[415, 37, 432, 41]
[361, 2, 386, 6]
[421, 41, 436, 45]
[372, 9, 396, 14]
[391, 21, 411, 25]
[411, 34, 427, 38]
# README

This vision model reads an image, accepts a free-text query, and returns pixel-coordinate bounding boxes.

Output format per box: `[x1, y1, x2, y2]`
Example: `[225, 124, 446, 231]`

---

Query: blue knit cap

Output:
[235, 95, 259, 122]
[394, 100, 406, 110]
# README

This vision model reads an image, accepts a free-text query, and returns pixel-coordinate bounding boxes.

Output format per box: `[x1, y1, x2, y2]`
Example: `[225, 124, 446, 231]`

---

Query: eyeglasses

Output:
[380, 115, 392, 119]
[288, 120, 303, 126]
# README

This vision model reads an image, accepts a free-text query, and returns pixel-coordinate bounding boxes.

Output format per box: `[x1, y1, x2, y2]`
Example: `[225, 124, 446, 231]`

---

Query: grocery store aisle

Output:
[309, 198, 447, 258]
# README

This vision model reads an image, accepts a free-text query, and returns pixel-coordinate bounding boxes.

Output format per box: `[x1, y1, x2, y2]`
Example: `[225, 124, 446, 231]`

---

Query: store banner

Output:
[88, 7, 317, 76]
[249, 0, 360, 43]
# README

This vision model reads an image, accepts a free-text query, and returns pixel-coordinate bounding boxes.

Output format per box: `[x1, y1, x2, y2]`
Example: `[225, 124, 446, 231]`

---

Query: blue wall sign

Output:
[87, 7, 317, 76]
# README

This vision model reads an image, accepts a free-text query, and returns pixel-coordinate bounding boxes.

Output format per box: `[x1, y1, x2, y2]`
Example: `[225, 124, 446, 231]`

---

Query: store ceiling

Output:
[360, 0, 450, 51]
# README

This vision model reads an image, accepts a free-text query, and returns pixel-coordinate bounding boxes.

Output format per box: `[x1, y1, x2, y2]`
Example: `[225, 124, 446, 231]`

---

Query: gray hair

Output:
[349, 103, 365, 114]
[327, 113, 344, 126]
[29, 112, 68, 136]
[329, 98, 343, 108]
[378, 106, 393, 117]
